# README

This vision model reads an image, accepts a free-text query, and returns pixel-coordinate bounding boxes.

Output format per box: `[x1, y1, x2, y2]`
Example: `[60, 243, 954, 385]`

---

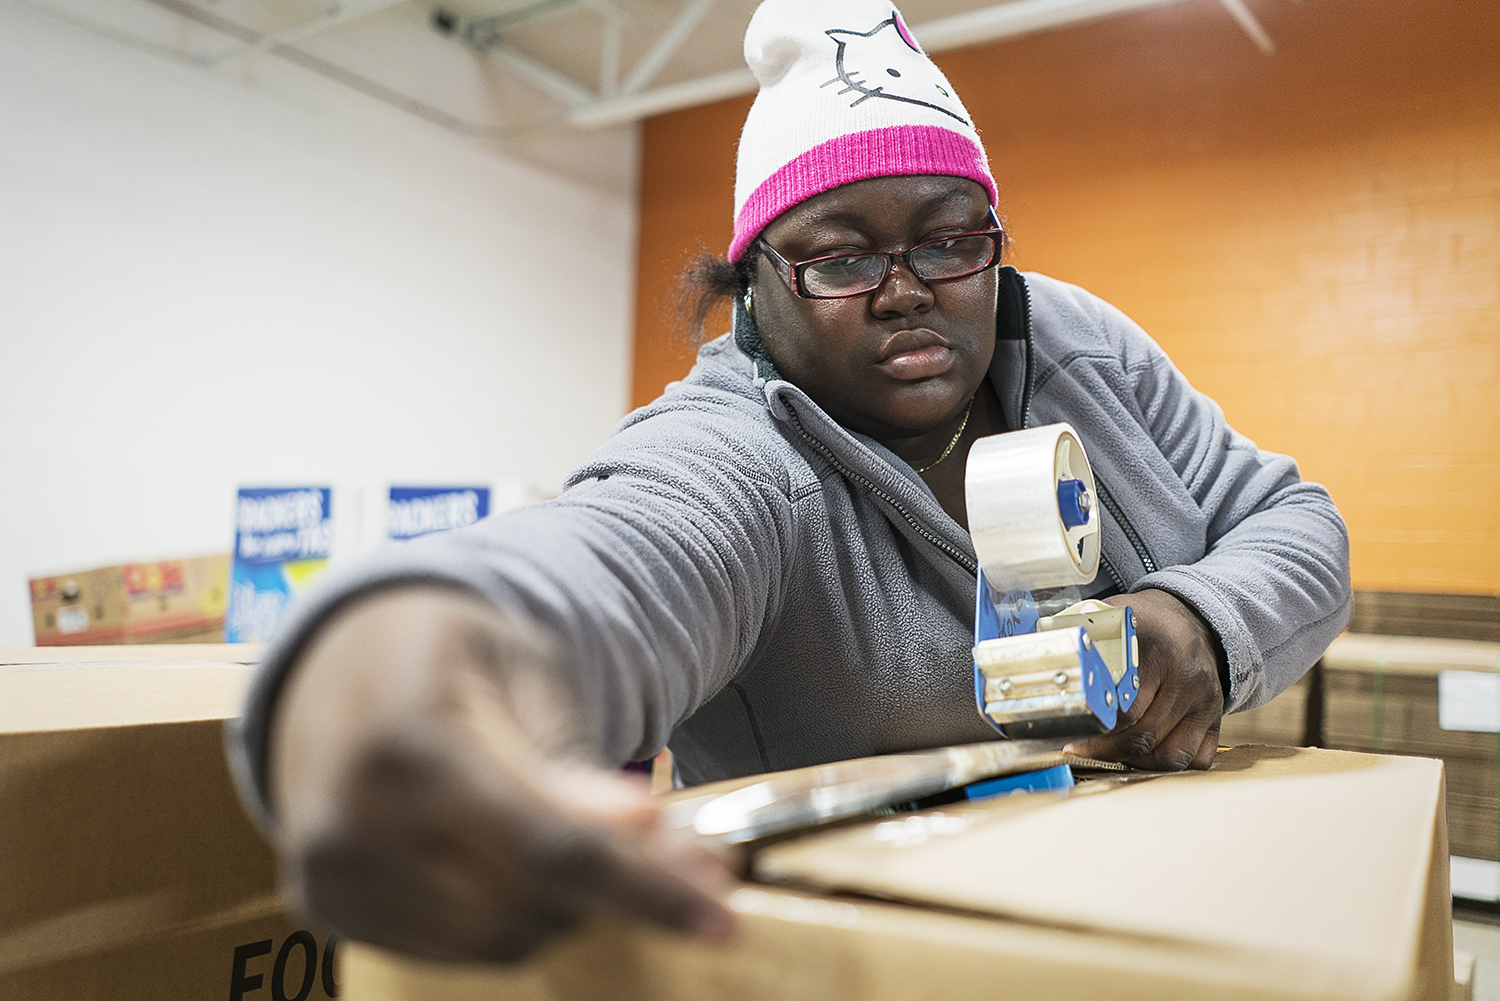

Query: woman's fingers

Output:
[515, 767, 737, 940]
[270, 586, 738, 962]
[288, 719, 738, 961]
[292, 819, 578, 962]
[1064, 667, 1212, 769]
[1192, 722, 1222, 771]
[1064, 588, 1226, 772]
[572, 821, 738, 940]
[1065, 686, 1216, 770]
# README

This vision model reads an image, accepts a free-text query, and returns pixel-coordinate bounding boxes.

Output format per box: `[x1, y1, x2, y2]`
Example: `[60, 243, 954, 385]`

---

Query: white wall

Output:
[0, 2, 639, 646]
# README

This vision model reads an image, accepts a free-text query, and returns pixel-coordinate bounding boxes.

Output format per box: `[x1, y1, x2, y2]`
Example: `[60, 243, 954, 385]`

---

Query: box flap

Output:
[0, 663, 254, 733]
[0, 644, 263, 666]
[753, 746, 1443, 998]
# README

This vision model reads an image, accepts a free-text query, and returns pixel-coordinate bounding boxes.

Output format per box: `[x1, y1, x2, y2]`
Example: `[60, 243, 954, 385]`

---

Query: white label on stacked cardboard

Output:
[1437, 670, 1500, 732]
[1451, 856, 1500, 901]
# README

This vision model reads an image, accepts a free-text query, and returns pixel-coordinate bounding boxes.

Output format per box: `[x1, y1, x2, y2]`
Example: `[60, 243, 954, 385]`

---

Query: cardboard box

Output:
[228, 488, 333, 643]
[344, 745, 1456, 1001]
[0, 646, 335, 1001]
[29, 554, 230, 646]
[1323, 634, 1500, 861]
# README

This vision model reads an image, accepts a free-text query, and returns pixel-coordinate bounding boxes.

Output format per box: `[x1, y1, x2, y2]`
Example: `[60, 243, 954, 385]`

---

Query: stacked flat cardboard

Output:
[0, 646, 332, 1001]
[1219, 671, 1312, 746]
[29, 554, 230, 646]
[1348, 592, 1500, 643]
[345, 745, 1456, 1001]
[1323, 634, 1500, 862]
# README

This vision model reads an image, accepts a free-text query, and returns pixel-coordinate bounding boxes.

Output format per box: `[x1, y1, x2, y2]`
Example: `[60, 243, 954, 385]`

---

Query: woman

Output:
[232, 0, 1351, 963]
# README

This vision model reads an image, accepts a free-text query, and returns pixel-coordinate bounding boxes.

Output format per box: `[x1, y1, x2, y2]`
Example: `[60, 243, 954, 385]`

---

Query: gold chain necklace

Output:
[913, 397, 975, 474]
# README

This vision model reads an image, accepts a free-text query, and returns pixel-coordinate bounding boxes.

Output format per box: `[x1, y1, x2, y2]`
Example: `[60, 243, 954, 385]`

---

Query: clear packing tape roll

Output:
[965, 422, 1100, 591]
[964, 423, 1137, 738]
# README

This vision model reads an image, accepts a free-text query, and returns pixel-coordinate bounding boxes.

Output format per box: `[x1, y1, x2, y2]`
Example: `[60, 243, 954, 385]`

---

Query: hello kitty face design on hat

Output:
[822, 11, 971, 126]
[729, 0, 997, 263]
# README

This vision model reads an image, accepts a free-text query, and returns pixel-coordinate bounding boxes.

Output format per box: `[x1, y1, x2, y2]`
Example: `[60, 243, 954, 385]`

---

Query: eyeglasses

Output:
[757, 211, 1006, 299]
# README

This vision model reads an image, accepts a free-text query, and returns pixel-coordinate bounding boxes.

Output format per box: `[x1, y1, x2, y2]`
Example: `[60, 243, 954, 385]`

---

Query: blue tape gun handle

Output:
[1116, 604, 1140, 715]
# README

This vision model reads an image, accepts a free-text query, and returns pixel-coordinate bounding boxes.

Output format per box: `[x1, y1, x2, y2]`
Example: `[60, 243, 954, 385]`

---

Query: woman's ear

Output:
[732, 282, 756, 340]
[732, 268, 776, 381]
[742, 249, 772, 324]
[744, 246, 778, 310]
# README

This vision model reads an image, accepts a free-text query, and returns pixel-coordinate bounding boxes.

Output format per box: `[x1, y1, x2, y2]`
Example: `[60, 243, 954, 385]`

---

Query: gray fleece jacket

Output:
[230, 268, 1351, 816]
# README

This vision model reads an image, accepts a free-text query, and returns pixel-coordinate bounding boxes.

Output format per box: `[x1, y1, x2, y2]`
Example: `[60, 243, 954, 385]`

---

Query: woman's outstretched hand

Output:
[1063, 589, 1226, 771]
[268, 586, 737, 962]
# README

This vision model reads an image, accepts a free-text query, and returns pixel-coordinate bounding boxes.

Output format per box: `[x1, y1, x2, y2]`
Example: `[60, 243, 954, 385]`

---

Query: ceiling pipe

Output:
[488, 41, 597, 106]
[616, 0, 720, 96]
[460, 0, 587, 46]
[568, 0, 1199, 128]
[568, 66, 753, 127]
[596, 4, 625, 95]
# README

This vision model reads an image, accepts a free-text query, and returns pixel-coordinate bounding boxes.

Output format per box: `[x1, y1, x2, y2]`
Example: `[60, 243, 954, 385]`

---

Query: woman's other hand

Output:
[1063, 589, 1226, 771]
[268, 586, 737, 962]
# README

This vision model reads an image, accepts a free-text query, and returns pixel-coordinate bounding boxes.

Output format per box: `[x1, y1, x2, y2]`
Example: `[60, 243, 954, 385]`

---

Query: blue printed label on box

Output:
[387, 487, 490, 541]
[226, 487, 333, 643]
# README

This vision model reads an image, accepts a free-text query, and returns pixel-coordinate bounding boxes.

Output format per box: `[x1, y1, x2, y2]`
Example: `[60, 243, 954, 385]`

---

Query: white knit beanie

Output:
[729, 0, 998, 262]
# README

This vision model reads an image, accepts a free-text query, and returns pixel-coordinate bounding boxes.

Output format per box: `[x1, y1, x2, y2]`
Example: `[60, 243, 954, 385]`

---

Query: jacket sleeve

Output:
[226, 409, 795, 831]
[1104, 305, 1352, 714]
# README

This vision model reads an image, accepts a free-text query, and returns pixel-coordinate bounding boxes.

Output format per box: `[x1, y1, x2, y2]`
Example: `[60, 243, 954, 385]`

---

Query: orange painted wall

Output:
[630, 0, 1500, 594]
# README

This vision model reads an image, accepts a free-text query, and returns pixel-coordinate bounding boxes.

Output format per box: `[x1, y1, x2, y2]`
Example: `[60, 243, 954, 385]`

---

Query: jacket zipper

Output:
[1099, 552, 1126, 591]
[1016, 270, 1037, 428]
[1095, 480, 1157, 575]
[782, 404, 979, 577]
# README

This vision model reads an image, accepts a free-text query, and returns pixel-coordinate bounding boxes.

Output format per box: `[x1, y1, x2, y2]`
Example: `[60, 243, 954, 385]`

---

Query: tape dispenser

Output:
[966, 423, 1139, 738]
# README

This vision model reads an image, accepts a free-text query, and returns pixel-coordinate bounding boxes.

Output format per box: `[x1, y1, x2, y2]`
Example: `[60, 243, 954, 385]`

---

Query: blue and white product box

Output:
[226, 487, 334, 643]
[386, 486, 490, 541]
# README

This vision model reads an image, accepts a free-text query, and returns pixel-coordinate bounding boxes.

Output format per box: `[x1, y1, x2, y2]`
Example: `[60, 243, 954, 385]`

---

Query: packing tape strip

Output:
[965, 422, 1101, 591]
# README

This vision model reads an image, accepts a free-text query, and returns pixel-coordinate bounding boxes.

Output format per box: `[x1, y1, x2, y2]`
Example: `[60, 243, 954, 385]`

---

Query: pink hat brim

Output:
[729, 125, 998, 262]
